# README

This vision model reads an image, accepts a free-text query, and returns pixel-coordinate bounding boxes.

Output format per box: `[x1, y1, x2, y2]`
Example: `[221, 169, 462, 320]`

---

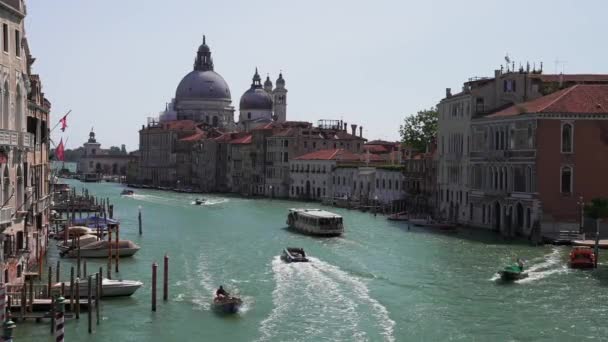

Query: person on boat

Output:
[216, 286, 229, 299]
[517, 258, 524, 271]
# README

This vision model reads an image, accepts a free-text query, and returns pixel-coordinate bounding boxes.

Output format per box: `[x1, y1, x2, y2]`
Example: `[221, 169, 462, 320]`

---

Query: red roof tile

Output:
[487, 85, 608, 118]
[161, 120, 197, 131]
[294, 149, 361, 161]
[530, 74, 608, 83]
[230, 134, 252, 144]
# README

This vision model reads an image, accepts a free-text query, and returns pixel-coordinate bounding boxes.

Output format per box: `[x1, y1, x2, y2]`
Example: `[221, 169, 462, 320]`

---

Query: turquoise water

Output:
[16, 180, 608, 341]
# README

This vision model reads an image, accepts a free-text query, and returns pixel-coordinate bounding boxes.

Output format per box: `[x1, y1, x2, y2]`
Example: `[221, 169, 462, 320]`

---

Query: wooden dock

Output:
[572, 240, 608, 249]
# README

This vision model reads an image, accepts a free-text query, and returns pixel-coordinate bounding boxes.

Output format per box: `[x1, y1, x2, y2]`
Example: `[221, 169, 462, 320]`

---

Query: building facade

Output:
[469, 84, 608, 236]
[1, 0, 51, 285]
[77, 130, 135, 177]
[437, 65, 608, 226]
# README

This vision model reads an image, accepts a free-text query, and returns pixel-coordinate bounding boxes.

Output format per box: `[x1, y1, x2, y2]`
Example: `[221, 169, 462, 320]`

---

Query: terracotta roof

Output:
[530, 74, 608, 83]
[161, 120, 197, 131]
[364, 145, 389, 153]
[293, 149, 386, 163]
[487, 84, 608, 118]
[366, 140, 399, 146]
[230, 134, 252, 144]
[294, 149, 361, 161]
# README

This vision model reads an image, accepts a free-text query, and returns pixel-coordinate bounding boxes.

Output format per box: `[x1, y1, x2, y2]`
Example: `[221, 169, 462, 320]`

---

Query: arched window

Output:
[561, 123, 573, 153]
[1, 81, 8, 129]
[561, 166, 572, 194]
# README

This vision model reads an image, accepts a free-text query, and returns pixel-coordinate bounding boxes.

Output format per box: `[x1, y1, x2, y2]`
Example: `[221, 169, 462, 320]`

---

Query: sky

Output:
[24, 0, 608, 150]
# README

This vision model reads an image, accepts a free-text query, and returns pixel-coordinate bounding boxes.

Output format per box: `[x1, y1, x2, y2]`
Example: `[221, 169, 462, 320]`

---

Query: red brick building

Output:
[470, 84, 608, 236]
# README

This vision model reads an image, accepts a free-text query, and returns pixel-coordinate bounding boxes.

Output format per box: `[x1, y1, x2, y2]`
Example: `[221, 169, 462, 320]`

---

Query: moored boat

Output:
[54, 226, 95, 240]
[569, 246, 596, 269]
[212, 296, 243, 314]
[57, 234, 99, 253]
[281, 247, 309, 263]
[66, 240, 140, 258]
[387, 212, 409, 221]
[287, 209, 344, 237]
[53, 278, 143, 297]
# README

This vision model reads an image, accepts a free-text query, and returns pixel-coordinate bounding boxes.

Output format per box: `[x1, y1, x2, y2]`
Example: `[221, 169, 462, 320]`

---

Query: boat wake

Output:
[516, 248, 569, 284]
[490, 248, 568, 283]
[257, 256, 395, 342]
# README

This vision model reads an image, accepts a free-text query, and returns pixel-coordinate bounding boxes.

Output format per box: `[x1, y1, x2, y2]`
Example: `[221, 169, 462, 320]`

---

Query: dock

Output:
[572, 240, 608, 249]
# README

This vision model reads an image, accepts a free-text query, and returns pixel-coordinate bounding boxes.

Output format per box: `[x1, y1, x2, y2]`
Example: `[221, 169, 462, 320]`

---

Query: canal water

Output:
[16, 180, 608, 341]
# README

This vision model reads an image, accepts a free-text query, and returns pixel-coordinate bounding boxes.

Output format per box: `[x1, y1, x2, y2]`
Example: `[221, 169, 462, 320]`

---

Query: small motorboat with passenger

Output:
[120, 189, 134, 196]
[213, 296, 243, 314]
[194, 198, 206, 205]
[498, 260, 527, 281]
[281, 247, 309, 263]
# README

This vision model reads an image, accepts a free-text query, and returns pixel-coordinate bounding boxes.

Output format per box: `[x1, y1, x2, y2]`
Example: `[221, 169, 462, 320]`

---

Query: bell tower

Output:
[273, 72, 287, 122]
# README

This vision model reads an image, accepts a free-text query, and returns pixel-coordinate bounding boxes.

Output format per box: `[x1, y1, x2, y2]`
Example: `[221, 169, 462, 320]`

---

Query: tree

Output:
[108, 146, 123, 155]
[584, 197, 608, 267]
[399, 108, 438, 152]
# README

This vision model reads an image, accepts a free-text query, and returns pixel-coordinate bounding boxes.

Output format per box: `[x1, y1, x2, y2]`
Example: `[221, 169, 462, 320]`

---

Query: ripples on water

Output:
[489, 247, 570, 283]
[257, 256, 395, 342]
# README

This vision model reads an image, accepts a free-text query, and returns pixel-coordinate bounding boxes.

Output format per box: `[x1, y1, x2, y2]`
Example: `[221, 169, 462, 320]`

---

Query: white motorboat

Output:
[66, 240, 140, 258]
[54, 278, 143, 298]
[54, 226, 94, 240]
[281, 247, 309, 263]
[57, 234, 99, 253]
[286, 209, 344, 236]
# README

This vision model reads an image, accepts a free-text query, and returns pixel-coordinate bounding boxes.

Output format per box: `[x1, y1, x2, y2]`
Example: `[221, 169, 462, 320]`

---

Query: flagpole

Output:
[50, 110, 72, 133]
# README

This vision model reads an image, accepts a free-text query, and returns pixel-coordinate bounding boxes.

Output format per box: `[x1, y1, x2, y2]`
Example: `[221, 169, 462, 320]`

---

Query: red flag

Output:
[60, 114, 68, 132]
[56, 138, 65, 161]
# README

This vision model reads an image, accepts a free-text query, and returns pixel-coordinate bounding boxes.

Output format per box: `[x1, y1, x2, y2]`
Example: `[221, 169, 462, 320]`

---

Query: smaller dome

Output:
[264, 75, 273, 88]
[240, 88, 273, 110]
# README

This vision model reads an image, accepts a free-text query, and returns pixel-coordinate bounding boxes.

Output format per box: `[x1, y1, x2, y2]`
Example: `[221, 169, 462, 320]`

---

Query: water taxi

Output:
[569, 246, 596, 269]
[287, 209, 344, 236]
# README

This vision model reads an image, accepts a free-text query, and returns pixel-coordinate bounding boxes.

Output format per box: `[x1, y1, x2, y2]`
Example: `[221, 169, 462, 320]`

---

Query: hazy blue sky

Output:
[25, 0, 607, 150]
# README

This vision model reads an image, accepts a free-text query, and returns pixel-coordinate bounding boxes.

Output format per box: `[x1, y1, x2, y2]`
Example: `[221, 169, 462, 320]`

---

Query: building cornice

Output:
[0, 2, 24, 19]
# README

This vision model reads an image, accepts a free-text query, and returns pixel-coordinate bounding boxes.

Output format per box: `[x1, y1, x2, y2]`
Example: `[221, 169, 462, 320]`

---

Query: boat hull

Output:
[499, 271, 527, 281]
[287, 224, 343, 237]
[213, 298, 242, 314]
[55, 279, 143, 297]
[68, 247, 140, 258]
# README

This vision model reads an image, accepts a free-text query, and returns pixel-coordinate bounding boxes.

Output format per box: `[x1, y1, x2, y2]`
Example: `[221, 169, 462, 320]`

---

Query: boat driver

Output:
[216, 286, 229, 298]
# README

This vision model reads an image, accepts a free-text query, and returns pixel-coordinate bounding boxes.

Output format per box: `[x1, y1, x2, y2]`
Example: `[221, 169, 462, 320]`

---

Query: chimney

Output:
[446, 88, 452, 98]
[344, 122, 347, 131]
[351, 124, 357, 136]
[359, 126, 363, 138]
[559, 73, 564, 88]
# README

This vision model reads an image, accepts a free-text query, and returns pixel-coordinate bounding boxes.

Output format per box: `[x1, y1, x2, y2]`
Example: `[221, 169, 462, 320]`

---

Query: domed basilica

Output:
[167, 36, 287, 132]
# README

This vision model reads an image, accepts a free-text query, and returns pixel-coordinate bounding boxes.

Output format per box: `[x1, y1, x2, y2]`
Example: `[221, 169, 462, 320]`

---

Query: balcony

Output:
[0, 129, 19, 147]
[21, 132, 34, 149]
[0, 207, 14, 225]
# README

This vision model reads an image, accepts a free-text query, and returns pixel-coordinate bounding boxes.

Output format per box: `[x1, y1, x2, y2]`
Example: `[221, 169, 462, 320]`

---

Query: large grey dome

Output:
[175, 70, 231, 101]
[240, 87, 273, 110]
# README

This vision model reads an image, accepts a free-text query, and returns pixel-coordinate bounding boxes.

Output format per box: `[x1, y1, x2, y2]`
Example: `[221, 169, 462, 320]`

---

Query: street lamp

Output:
[374, 195, 378, 217]
[269, 185, 273, 199]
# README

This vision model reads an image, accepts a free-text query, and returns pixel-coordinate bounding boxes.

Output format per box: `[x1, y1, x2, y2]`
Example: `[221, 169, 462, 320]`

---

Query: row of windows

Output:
[1, 24, 20, 57]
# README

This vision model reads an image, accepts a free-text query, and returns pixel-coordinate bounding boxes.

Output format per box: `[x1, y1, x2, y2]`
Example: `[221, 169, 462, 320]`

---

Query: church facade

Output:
[136, 37, 368, 197]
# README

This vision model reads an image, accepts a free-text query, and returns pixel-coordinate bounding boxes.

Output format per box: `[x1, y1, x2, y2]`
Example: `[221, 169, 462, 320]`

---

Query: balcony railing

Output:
[0, 129, 19, 147]
[0, 207, 14, 225]
[21, 132, 34, 148]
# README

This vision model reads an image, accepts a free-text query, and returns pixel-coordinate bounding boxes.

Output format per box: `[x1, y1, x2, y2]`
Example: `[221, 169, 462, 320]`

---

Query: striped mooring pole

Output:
[55, 295, 66, 342]
[1, 282, 16, 342]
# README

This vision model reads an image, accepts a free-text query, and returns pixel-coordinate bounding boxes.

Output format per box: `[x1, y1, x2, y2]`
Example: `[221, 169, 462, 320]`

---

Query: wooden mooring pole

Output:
[69, 267, 74, 312]
[95, 272, 100, 326]
[47, 266, 52, 298]
[88, 276, 92, 334]
[56, 260, 61, 283]
[115, 224, 120, 273]
[152, 262, 157, 312]
[138, 206, 142, 235]
[163, 254, 169, 301]
[77, 235, 81, 278]
[107, 228, 112, 280]
[75, 279, 80, 319]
